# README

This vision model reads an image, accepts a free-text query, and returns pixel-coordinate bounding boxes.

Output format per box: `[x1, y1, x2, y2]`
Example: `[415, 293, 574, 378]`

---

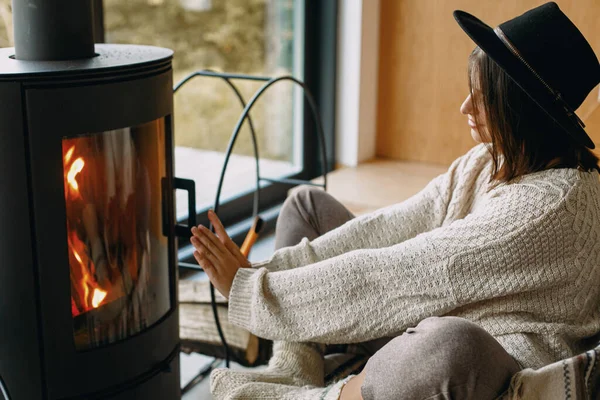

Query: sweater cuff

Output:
[228, 267, 263, 330]
[250, 258, 272, 269]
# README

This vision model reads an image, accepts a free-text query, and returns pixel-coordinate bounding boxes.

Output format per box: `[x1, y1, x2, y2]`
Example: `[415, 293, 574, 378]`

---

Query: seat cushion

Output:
[503, 346, 600, 400]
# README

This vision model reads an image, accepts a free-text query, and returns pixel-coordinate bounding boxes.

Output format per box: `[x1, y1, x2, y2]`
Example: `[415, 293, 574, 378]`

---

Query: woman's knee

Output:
[414, 317, 520, 373]
[279, 186, 322, 219]
[275, 186, 331, 249]
[278, 185, 352, 236]
[361, 317, 520, 400]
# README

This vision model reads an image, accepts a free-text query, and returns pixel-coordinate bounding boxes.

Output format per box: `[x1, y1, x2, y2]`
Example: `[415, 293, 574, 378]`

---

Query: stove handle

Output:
[163, 177, 196, 238]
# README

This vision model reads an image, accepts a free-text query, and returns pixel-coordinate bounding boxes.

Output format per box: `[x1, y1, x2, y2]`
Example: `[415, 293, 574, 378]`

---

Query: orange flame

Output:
[67, 158, 84, 191]
[64, 145, 75, 164]
[92, 289, 108, 308]
[70, 234, 108, 311]
[64, 144, 109, 315]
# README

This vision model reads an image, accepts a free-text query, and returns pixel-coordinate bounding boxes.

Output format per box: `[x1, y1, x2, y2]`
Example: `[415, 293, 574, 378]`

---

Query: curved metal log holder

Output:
[173, 70, 330, 372]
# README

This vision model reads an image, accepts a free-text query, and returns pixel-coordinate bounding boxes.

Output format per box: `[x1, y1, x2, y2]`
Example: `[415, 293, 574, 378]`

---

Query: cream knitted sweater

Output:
[214, 144, 600, 398]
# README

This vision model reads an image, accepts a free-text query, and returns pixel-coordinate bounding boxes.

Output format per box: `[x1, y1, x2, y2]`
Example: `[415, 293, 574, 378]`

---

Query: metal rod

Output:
[174, 69, 263, 368]
[174, 71, 272, 93]
[0, 373, 11, 400]
[178, 262, 203, 271]
[213, 75, 328, 216]
[260, 177, 325, 187]
[181, 358, 222, 395]
[174, 71, 330, 371]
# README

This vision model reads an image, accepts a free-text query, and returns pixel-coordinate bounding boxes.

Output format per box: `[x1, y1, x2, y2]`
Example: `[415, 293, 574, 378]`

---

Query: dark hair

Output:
[468, 47, 600, 183]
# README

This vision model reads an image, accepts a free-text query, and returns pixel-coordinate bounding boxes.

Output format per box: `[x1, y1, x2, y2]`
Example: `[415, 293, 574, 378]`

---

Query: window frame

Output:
[95, 0, 338, 251]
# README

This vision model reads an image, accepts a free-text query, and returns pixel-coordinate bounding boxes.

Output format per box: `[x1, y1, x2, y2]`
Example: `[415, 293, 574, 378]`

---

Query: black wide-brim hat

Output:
[454, 2, 600, 149]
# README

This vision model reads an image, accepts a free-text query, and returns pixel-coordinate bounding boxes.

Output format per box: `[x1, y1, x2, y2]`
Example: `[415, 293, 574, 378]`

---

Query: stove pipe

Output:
[12, 0, 96, 61]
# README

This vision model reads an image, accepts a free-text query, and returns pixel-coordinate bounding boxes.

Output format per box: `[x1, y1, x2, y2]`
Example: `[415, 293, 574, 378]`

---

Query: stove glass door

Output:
[62, 118, 171, 350]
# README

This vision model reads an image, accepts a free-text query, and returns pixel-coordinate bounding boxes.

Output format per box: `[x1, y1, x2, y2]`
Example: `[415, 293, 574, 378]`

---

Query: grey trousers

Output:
[275, 186, 521, 400]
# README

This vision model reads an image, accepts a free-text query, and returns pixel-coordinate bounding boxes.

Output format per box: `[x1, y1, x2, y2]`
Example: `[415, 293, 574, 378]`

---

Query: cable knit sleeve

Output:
[227, 175, 574, 344]
[229, 236, 459, 343]
[252, 144, 490, 273]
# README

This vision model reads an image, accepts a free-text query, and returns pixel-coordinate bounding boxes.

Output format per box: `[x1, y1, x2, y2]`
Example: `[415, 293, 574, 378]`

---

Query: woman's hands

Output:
[190, 210, 251, 298]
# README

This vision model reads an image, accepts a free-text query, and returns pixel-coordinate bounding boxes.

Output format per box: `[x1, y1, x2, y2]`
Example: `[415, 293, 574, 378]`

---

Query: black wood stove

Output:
[0, 1, 191, 398]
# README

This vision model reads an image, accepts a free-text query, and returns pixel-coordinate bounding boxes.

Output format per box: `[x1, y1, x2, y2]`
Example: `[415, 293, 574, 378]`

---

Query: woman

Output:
[190, 3, 600, 399]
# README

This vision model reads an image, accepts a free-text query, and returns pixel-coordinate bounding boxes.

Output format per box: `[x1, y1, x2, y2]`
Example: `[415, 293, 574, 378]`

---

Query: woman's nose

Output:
[460, 94, 472, 115]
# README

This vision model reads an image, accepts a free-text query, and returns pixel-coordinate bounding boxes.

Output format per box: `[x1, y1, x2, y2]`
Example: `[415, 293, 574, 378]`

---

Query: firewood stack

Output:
[178, 279, 272, 367]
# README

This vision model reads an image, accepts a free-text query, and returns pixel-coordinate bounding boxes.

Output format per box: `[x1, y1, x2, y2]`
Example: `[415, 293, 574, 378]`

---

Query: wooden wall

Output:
[376, 0, 600, 165]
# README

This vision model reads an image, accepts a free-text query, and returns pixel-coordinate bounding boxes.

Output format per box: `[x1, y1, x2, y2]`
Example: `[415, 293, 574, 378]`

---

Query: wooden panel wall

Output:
[376, 0, 600, 165]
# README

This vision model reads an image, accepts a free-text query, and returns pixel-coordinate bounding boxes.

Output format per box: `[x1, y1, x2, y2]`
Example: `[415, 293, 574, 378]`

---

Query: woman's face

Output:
[460, 91, 487, 143]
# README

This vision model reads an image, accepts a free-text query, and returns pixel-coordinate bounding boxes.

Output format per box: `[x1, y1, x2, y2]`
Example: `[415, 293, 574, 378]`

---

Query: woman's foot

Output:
[211, 371, 348, 400]
[268, 341, 325, 387]
[210, 341, 327, 399]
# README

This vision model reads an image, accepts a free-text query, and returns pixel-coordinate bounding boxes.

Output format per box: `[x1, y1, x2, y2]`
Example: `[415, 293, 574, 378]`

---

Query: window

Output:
[100, 0, 337, 252]
[0, 1, 12, 48]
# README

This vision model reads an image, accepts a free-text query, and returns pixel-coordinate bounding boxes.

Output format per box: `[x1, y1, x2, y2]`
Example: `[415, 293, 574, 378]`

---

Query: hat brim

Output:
[454, 10, 595, 149]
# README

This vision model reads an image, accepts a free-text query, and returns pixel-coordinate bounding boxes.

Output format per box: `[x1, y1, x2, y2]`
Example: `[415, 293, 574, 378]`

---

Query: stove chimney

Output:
[12, 0, 96, 61]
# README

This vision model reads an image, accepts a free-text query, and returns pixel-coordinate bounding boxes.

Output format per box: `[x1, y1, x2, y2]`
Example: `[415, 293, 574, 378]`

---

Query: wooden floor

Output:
[320, 158, 447, 215]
